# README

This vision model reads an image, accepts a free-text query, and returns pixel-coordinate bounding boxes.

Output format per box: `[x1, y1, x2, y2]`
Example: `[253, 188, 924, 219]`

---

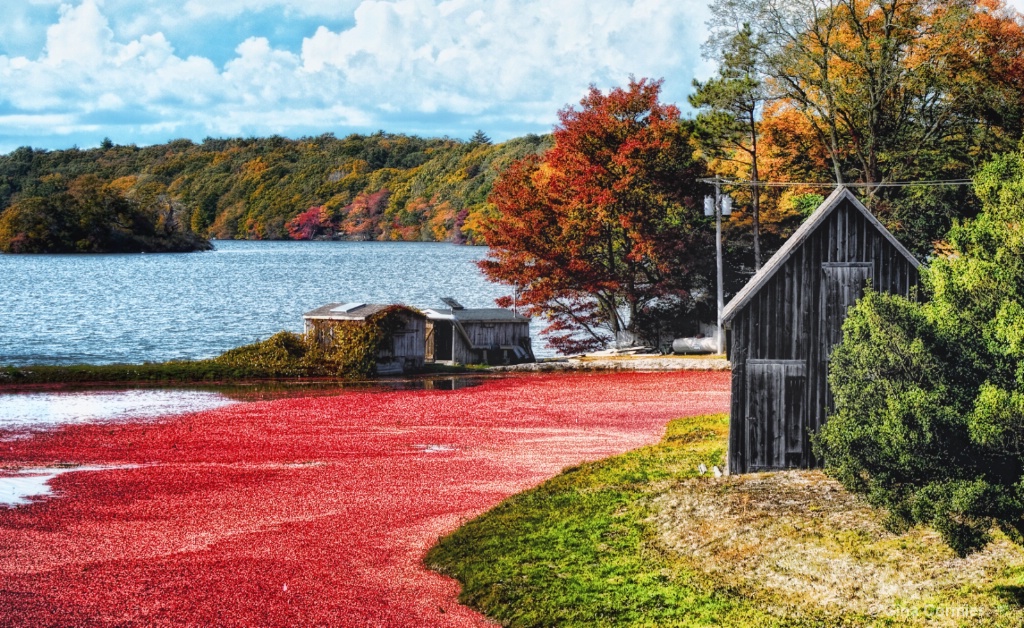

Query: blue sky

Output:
[0, 0, 722, 153]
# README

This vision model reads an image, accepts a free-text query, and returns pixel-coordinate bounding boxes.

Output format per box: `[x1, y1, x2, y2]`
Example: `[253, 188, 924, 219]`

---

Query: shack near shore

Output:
[303, 302, 426, 375]
[423, 300, 533, 366]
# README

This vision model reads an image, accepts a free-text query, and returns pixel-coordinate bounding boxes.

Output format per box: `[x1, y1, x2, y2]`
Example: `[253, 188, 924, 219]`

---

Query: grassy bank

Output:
[0, 361, 254, 385]
[426, 414, 1024, 627]
[425, 415, 789, 627]
[0, 361, 483, 388]
[0, 332, 484, 388]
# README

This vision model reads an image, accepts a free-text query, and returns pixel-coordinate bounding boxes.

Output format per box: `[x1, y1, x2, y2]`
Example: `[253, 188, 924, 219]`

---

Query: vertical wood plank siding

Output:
[450, 321, 531, 365]
[464, 322, 530, 349]
[726, 197, 919, 473]
[389, 314, 426, 366]
[308, 312, 426, 370]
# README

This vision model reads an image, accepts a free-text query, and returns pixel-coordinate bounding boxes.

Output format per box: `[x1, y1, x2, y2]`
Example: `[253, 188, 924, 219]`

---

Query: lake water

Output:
[0, 240, 548, 366]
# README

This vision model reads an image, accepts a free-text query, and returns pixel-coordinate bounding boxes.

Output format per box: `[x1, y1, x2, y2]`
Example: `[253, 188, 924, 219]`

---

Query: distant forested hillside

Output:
[0, 132, 552, 253]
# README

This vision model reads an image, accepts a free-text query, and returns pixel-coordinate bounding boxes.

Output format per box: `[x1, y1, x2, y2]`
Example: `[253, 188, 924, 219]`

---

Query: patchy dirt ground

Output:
[653, 471, 1024, 625]
[0, 371, 729, 627]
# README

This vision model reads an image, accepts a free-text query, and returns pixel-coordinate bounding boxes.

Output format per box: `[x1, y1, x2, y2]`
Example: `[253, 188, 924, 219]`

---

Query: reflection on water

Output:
[0, 376, 490, 428]
[211, 374, 488, 402]
[411, 443, 458, 454]
[0, 389, 236, 430]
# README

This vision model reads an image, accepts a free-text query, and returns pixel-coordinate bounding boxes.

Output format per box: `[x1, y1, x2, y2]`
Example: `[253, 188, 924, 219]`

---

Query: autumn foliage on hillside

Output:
[0, 132, 551, 252]
[481, 79, 711, 353]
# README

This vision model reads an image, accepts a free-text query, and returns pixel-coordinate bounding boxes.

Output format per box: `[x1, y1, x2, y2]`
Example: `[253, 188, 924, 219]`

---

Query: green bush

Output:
[301, 306, 413, 378]
[213, 328, 378, 379]
[213, 331, 313, 377]
[815, 150, 1024, 556]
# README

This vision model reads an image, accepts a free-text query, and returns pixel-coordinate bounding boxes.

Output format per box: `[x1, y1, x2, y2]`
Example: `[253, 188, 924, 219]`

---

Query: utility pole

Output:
[716, 179, 724, 355]
[704, 178, 732, 355]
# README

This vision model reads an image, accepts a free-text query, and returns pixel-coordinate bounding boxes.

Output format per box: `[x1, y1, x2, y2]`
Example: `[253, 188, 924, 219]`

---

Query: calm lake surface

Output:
[0, 240, 548, 366]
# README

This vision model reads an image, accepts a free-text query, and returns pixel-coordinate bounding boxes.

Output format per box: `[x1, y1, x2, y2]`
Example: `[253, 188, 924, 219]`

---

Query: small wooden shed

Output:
[303, 302, 426, 374]
[422, 300, 533, 365]
[722, 187, 920, 473]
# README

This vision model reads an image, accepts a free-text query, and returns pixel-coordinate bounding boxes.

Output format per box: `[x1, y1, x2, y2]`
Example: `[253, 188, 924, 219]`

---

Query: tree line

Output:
[0, 131, 550, 253]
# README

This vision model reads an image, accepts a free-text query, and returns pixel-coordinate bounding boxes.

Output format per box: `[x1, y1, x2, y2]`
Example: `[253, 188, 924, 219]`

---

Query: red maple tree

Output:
[339, 189, 390, 240]
[480, 78, 711, 354]
[286, 205, 333, 240]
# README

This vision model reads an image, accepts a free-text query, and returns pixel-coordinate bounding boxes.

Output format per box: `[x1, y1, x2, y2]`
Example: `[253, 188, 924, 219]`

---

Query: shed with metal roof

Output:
[422, 299, 533, 365]
[303, 302, 426, 375]
[723, 187, 920, 473]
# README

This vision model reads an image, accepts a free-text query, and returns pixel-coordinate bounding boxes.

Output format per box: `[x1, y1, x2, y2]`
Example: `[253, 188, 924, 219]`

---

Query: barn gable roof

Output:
[722, 187, 920, 325]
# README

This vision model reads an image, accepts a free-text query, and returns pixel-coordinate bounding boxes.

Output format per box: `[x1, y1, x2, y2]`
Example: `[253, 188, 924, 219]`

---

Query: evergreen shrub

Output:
[816, 150, 1024, 555]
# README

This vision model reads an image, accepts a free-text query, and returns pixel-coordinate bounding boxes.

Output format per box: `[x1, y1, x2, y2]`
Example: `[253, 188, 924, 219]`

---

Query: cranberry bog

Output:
[0, 371, 729, 626]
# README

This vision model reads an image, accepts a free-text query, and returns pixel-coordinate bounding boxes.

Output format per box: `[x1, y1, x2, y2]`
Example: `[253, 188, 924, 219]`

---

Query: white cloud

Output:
[1, 3, 222, 112]
[183, 0, 364, 19]
[223, 37, 306, 106]
[0, 0, 713, 151]
[0, 113, 80, 128]
[301, 0, 710, 112]
[42, 0, 112, 66]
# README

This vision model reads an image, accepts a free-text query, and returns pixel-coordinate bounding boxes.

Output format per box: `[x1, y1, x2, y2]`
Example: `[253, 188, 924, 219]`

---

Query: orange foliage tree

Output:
[704, 0, 1024, 256]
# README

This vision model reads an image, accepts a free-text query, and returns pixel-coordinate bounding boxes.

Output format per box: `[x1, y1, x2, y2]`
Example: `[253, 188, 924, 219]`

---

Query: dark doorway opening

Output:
[433, 321, 453, 361]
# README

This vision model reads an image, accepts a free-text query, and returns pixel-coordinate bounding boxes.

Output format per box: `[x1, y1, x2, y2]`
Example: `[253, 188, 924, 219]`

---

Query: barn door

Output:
[425, 323, 436, 361]
[820, 263, 873, 406]
[821, 263, 873, 349]
[745, 360, 807, 470]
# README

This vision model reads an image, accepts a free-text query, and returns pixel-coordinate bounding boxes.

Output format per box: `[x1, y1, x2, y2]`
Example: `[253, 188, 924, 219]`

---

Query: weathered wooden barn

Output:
[422, 299, 533, 365]
[303, 302, 426, 374]
[722, 187, 920, 473]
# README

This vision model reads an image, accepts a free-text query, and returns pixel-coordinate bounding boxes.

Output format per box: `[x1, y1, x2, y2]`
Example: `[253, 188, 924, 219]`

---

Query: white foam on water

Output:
[0, 465, 134, 507]
[412, 443, 457, 453]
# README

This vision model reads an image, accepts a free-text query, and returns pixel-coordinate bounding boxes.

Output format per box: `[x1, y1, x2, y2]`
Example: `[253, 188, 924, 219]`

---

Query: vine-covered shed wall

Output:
[303, 302, 426, 375]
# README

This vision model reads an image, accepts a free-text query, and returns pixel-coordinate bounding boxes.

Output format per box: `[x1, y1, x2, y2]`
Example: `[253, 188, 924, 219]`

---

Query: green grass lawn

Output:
[425, 415, 798, 627]
[426, 414, 1024, 627]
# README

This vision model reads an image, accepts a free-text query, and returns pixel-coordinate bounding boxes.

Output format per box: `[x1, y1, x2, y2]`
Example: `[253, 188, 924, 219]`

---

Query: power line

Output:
[698, 177, 974, 188]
